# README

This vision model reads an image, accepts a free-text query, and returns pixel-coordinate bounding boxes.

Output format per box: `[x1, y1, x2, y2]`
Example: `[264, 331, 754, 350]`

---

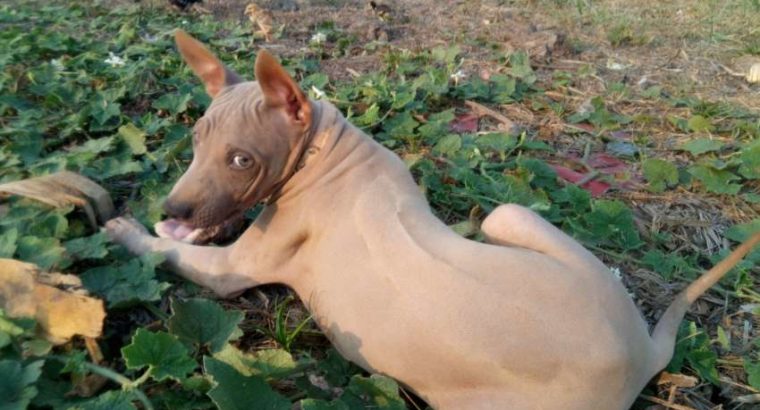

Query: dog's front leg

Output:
[105, 217, 258, 297]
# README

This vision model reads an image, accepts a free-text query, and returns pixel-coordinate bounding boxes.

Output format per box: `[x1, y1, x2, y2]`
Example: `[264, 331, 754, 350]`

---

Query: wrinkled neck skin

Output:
[269, 99, 363, 206]
[261, 98, 323, 204]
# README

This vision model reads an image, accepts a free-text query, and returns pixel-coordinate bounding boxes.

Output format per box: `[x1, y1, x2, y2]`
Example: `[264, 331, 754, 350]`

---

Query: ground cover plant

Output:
[0, 0, 759, 409]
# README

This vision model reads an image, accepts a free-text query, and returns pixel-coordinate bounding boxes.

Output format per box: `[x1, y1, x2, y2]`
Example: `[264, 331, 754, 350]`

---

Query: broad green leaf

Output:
[122, 329, 196, 381]
[641, 250, 689, 280]
[508, 51, 536, 84]
[342, 374, 405, 410]
[433, 134, 462, 156]
[686, 115, 713, 133]
[0, 359, 43, 410]
[203, 357, 290, 410]
[168, 298, 244, 353]
[16, 236, 66, 270]
[118, 123, 147, 155]
[70, 390, 136, 410]
[738, 142, 760, 179]
[668, 322, 719, 385]
[80, 253, 169, 308]
[300, 399, 350, 410]
[746, 359, 760, 390]
[0, 228, 18, 258]
[687, 164, 741, 194]
[725, 220, 760, 242]
[213, 344, 297, 379]
[317, 348, 360, 387]
[152, 93, 192, 116]
[64, 232, 109, 260]
[570, 200, 642, 250]
[476, 132, 516, 158]
[679, 138, 722, 155]
[642, 158, 678, 192]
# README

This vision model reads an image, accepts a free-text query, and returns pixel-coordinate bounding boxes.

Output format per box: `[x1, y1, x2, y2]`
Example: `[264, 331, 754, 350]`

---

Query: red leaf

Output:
[551, 165, 611, 197]
[586, 153, 628, 174]
[450, 113, 479, 133]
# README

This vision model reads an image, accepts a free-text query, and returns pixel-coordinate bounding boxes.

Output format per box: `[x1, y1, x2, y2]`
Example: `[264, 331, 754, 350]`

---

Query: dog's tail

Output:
[649, 231, 760, 373]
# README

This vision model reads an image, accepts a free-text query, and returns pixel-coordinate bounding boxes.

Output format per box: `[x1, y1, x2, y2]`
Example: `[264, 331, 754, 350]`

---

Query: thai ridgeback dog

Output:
[106, 30, 760, 409]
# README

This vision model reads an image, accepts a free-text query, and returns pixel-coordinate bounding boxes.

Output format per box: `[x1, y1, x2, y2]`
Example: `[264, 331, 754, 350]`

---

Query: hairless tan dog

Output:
[106, 30, 760, 409]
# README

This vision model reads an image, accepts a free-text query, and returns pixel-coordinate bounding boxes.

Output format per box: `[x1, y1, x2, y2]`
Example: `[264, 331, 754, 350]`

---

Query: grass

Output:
[0, 0, 758, 409]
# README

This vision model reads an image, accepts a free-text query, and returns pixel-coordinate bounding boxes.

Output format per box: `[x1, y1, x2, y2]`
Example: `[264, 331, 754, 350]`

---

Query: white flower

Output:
[104, 52, 126, 67]
[50, 58, 64, 71]
[310, 85, 326, 99]
[310, 32, 327, 44]
[610, 266, 622, 280]
[450, 69, 466, 85]
[182, 20, 188, 25]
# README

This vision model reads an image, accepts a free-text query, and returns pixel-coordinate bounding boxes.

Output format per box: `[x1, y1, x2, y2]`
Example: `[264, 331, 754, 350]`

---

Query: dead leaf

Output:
[449, 113, 479, 133]
[586, 153, 630, 175]
[0, 171, 114, 228]
[655, 372, 698, 388]
[0, 258, 105, 345]
[551, 165, 611, 197]
[464, 100, 518, 133]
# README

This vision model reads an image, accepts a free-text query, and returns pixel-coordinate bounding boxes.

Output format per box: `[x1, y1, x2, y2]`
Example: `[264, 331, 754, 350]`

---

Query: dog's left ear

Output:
[254, 50, 311, 129]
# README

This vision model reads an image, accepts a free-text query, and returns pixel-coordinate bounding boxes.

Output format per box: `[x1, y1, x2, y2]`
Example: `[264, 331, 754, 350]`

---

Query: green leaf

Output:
[745, 359, 760, 390]
[70, 390, 136, 410]
[203, 356, 290, 410]
[212, 344, 297, 379]
[152, 93, 192, 116]
[0, 228, 18, 258]
[342, 374, 405, 410]
[507, 51, 536, 84]
[168, 298, 244, 353]
[118, 123, 147, 155]
[64, 232, 109, 261]
[716, 327, 730, 350]
[300, 399, 350, 410]
[641, 250, 689, 280]
[80, 253, 169, 308]
[725, 220, 760, 242]
[122, 329, 196, 382]
[642, 158, 678, 192]
[0, 359, 43, 410]
[686, 115, 713, 133]
[16, 236, 66, 270]
[679, 138, 722, 155]
[570, 200, 642, 250]
[433, 134, 462, 156]
[687, 164, 741, 194]
[738, 142, 760, 179]
[668, 322, 719, 385]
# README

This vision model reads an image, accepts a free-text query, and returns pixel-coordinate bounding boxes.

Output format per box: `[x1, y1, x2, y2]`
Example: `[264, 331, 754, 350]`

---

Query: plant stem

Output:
[46, 355, 154, 410]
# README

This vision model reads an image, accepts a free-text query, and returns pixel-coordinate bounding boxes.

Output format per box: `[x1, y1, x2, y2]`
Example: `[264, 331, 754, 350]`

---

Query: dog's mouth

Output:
[154, 215, 246, 245]
[154, 219, 205, 243]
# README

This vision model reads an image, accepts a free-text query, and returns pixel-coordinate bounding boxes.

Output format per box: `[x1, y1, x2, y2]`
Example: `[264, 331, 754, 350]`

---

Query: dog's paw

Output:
[105, 217, 154, 254]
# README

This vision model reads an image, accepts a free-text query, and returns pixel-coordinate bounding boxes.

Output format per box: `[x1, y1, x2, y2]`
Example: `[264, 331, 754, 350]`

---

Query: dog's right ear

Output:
[174, 30, 241, 97]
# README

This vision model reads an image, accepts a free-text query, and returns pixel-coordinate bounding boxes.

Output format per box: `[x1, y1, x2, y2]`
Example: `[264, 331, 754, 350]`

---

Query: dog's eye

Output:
[231, 153, 253, 169]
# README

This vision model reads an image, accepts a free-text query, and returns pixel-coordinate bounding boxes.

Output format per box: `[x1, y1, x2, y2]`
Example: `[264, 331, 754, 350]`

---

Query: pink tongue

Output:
[155, 218, 196, 241]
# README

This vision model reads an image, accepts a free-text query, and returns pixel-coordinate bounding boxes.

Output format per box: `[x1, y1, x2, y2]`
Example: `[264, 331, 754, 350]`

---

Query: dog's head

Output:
[156, 30, 312, 243]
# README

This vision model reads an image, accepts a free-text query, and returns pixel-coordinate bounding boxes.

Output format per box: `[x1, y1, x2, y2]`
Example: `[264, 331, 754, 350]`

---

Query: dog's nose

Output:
[163, 199, 194, 220]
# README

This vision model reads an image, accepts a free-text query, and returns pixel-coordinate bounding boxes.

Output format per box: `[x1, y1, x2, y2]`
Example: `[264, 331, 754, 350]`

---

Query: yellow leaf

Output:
[0, 258, 105, 345]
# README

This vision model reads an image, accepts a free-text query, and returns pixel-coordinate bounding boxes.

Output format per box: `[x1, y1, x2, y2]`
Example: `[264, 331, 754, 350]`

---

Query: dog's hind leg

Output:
[480, 204, 608, 271]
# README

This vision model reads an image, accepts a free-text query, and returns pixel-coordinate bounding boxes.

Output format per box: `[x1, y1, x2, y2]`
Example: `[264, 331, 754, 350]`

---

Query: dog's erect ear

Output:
[174, 30, 241, 97]
[254, 50, 311, 129]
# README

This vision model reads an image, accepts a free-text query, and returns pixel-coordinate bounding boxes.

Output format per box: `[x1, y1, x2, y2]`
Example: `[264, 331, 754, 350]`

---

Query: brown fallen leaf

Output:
[0, 171, 114, 229]
[0, 259, 105, 345]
